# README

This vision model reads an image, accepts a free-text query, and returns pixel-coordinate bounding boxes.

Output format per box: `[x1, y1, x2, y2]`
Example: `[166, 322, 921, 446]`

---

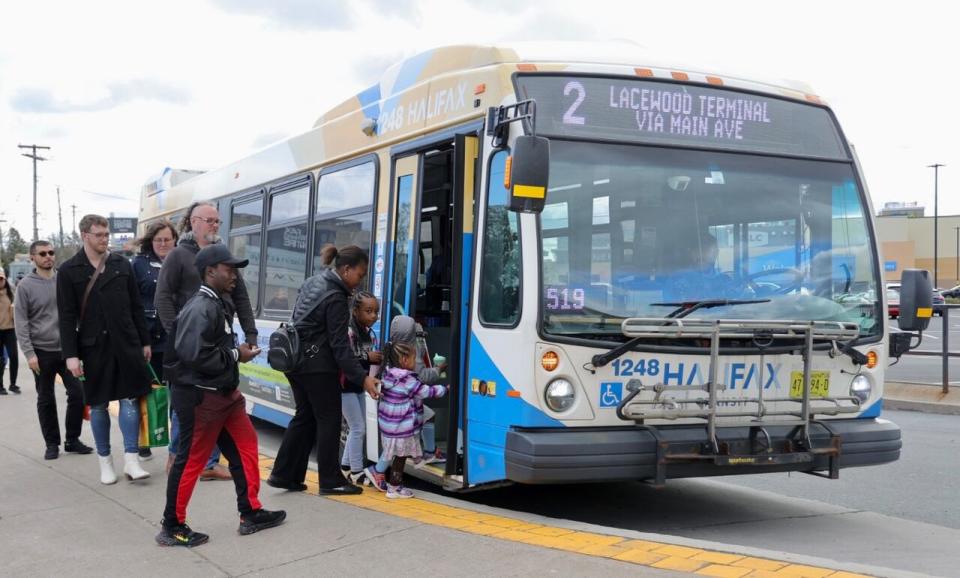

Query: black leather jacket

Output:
[168, 284, 239, 392]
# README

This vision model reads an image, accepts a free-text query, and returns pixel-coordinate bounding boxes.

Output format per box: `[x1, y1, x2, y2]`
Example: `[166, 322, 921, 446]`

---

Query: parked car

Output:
[932, 289, 945, 315]
[942, 285, 960, 299]
[887, 288, 900, 319]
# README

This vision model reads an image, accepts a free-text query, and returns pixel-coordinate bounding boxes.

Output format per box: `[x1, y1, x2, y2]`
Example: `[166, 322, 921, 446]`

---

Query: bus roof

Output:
[141, 43, 825, 223]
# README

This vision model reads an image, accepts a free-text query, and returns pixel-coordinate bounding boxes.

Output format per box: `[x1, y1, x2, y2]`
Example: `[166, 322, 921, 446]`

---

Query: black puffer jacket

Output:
[168, 285, 239, 392]
[290, 269, 366, 385]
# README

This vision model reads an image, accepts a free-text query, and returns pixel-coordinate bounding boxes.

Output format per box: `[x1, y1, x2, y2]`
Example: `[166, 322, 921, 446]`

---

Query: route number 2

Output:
[563, 81, 586, 125]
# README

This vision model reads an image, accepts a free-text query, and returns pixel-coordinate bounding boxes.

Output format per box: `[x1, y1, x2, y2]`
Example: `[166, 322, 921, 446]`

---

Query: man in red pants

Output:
[156, 244, 285, 547]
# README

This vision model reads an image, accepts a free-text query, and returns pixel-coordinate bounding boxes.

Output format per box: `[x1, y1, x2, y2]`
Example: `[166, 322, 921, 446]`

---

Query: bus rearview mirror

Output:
[509, 136, 550, 213]
[898, 269, 933, 331]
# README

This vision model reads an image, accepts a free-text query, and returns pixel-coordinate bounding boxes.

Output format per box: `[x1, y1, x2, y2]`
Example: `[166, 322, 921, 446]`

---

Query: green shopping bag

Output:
[139, 363, 170, 448]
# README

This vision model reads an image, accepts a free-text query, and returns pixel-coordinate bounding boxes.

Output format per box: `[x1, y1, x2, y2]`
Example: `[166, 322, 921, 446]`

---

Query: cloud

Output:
[11, 79, 190, 113]
[212, 0, 352, 29]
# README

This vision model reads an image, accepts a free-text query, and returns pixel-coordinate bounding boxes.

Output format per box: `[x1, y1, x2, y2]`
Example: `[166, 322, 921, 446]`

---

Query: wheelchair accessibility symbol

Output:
[599, 382, 623, 408]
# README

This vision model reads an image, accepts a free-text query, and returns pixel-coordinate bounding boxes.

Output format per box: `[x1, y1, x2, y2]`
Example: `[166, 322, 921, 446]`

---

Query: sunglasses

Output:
[192, 216, 222, 226]
[35, 250, 56, 257]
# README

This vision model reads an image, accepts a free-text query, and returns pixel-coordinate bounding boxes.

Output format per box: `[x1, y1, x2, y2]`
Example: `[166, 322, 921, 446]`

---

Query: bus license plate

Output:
[790, 371, 829, 398]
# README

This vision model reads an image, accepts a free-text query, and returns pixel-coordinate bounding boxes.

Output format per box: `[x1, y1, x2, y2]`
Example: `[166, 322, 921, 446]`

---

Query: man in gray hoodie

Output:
[14, 240, 93, 460]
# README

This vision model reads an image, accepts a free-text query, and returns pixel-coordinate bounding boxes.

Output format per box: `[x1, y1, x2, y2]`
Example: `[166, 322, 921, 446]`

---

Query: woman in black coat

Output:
[58, 214, 152, 484]
[268, 245, 379, 495]
[131, 219, 178, 460]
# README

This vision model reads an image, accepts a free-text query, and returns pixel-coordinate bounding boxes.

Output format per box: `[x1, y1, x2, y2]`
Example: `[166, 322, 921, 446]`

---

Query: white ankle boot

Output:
[99, 455, 118, 485]
[123, 452, 151, 481]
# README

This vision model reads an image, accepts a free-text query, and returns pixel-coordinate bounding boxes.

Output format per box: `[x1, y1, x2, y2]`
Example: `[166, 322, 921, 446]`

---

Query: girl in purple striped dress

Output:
[377, 340, 447, 498]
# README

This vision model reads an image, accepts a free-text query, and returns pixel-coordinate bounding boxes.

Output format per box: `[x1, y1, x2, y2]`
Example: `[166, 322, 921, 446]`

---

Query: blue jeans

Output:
[90, 399, 140, 457]
[168, 409, 221, 469]
[340, 393, 365, 473]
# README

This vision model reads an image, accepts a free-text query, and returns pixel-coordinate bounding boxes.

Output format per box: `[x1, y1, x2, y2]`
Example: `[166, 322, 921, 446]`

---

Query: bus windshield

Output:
[539, 141, 881, 338]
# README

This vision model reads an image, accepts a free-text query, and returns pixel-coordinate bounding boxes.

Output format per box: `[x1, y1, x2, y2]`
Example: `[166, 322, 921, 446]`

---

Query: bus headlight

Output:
[544, 379, 576, 412]
[850, 374, 872, 403]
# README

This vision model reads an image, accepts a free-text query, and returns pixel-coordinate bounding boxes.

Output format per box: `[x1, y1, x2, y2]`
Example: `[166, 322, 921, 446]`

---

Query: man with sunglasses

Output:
[155, 201, 258, 479]
[14, 240, 93, 459]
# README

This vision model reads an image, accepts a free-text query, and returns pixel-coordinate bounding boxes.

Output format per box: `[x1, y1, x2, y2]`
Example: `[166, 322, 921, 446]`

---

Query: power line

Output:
[18, 143, 51, 243]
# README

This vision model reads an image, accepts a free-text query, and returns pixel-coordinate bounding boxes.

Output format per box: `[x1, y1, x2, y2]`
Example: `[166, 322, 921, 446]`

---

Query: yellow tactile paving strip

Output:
[256, 455, 870, 578]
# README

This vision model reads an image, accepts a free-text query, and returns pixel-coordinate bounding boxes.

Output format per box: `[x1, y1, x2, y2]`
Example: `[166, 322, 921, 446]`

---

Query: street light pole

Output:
[928, 163, 945, 288]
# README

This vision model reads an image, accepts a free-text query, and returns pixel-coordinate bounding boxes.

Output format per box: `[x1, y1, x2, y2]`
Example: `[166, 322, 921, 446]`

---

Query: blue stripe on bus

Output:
[466, 334, 563, 485]
[859, 398, 882, 418]
[357, 84, 381, 120]
[250, 402, 293, 428]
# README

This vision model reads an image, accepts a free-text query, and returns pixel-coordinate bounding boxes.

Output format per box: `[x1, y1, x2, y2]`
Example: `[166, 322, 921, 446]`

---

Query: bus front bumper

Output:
[504, 418, 901, 484]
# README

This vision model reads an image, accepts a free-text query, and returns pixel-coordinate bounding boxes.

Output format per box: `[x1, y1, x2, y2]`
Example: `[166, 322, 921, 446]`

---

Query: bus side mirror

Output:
[508, 135, 550, 213]
[898, 269, 933, 331]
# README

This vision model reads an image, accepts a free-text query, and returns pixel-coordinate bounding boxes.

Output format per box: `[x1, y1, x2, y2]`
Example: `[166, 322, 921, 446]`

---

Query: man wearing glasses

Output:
[14, 240, 93, 460]
[58, 215, 153, 484]
[155, 201, 258, 480]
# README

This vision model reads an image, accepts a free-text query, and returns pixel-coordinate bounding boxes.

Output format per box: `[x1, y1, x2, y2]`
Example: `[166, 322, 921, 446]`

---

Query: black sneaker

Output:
[238, 509, 287, 535]
[44, 445, 59, 460]
[139, 447, 153, 460]
[320, 484, 362, 496]
[8, 385, 20, 394]
[0, 387, 7, 395]
[266, 475, 307, 492]
[64, 440, 94, 454]
[155, 523, 209, 547]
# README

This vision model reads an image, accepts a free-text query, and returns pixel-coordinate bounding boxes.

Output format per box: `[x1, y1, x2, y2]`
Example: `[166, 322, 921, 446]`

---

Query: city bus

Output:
[139, 43, 919, 490]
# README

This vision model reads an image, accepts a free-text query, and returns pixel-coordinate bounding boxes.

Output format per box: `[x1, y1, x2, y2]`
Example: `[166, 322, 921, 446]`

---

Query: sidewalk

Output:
[884, 381, 960, 415]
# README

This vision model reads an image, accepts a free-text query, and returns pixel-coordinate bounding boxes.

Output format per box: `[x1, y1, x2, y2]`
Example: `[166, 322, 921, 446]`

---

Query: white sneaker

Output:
[348, 471, 366, 486]
[98, 455, 118, 485]
[123, 452, 151, 481]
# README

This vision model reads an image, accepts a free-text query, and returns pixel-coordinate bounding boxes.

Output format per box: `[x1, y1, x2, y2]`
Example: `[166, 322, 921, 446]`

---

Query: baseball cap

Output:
[195, 244, 248, 276]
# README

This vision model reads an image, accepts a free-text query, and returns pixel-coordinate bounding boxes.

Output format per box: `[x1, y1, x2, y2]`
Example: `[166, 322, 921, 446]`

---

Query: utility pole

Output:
[56, 186, 65, 248]
[928, 163, 945, 288]
[70, 204, 77, 238]
[18, 143, 50, 243]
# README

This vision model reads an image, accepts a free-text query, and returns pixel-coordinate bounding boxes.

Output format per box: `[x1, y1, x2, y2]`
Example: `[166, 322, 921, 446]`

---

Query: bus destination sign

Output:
[515, 75, 847, 160]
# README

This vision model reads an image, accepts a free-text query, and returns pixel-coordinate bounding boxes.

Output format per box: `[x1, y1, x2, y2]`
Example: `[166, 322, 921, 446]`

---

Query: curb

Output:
[885, 398, 960, 416]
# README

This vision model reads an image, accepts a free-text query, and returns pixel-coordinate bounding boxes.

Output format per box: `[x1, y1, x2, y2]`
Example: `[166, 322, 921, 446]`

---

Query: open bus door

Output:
[373, 134, 478, 490]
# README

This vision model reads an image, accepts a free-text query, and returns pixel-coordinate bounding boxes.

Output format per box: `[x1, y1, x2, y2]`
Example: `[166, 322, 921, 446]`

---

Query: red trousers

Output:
[163, 387, 262, 525]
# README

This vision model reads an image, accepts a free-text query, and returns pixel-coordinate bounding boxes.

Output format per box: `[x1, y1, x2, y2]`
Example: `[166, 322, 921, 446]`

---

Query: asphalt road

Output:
[887, 312, 960, 385]
[254, 408, 960, 577]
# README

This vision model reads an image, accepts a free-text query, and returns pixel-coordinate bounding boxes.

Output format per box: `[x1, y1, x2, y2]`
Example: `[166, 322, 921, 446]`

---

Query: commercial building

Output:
[876, 213, 960, 288]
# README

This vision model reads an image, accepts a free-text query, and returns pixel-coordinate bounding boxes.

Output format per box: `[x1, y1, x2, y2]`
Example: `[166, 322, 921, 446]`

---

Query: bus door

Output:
[374, 135, 478, 487]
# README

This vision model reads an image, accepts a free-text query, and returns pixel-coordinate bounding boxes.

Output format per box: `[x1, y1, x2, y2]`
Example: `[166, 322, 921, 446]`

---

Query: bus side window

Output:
[479, 151, 521, 325]
[229, 195, 264, 311]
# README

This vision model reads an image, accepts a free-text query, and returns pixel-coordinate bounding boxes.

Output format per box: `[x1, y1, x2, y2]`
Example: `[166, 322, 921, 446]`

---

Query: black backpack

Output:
[267, 289, 336, 373]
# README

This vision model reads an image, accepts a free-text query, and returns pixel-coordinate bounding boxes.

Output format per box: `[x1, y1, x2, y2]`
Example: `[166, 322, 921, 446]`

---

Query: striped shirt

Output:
[377, 367, 446, 439]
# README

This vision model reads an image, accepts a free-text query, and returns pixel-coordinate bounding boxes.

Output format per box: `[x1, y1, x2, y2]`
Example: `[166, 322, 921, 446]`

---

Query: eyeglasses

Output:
[153, 238, 174, 245]
[192, 216, 222, 226]
[35, 250, 56, 257]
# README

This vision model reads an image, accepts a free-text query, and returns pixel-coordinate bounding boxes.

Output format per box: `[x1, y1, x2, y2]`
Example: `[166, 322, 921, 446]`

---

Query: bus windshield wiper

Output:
[588, 298, 770, 371]
[653, 298, 770, 319]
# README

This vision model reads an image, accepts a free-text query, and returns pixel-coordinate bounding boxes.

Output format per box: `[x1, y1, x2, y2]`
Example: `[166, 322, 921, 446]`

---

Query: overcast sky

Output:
[1, 0, 957, 242]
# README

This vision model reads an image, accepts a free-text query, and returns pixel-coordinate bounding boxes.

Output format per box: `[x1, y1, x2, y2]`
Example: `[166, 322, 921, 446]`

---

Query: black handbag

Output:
[267, 289, 336, 373]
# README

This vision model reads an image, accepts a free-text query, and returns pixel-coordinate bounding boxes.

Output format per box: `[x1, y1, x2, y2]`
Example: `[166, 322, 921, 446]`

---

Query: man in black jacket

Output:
[156, 201, 255, 478]
[156, 244, 285, 547]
